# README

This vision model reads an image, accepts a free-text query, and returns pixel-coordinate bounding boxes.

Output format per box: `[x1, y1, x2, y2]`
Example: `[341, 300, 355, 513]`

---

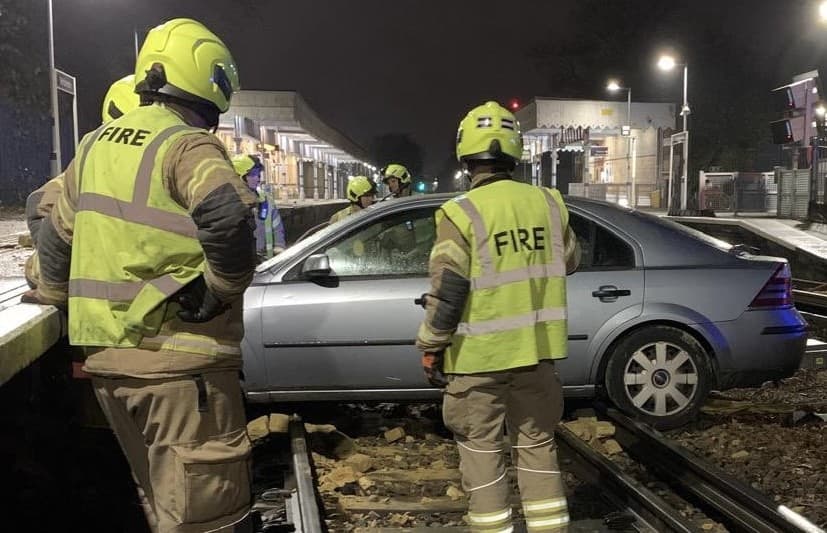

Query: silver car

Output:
[242, 194, 807, 428]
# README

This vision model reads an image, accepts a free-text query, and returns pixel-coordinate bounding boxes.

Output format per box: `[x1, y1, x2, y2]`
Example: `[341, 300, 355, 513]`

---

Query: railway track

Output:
[793, 278, 827, 314]
[254, 416, 325, 532]
[307, 406, 825, 533]
[593, 406, 824, 533]
[792, 279, 827, 338]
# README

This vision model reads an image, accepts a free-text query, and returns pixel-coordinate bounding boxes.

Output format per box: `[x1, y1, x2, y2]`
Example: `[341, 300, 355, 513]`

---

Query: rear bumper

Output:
[705, 307, 807, 389]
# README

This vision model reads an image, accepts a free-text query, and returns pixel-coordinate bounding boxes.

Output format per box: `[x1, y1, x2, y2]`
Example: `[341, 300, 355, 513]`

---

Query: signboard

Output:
[621, 125, 631, 137]
[663, 131, 688, 147]
[560, 126, 589, 145]
[56, 69, 75, 95]
[590, 146, 609, 157]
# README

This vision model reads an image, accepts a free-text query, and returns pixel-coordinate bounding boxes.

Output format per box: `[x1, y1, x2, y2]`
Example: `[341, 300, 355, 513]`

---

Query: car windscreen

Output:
[630, 210, 734, 252]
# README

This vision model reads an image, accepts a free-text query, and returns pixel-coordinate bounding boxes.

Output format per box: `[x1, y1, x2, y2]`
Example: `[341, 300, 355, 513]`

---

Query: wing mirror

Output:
[302, 253, 331, 277]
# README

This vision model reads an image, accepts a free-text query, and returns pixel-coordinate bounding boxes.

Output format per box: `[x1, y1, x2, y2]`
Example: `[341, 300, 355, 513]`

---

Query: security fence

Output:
[699, 172, 774, 214]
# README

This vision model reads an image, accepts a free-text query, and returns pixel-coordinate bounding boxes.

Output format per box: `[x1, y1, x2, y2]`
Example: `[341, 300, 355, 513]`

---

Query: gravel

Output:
[668, 369, 827, 529]
[0, 212, 29, 279]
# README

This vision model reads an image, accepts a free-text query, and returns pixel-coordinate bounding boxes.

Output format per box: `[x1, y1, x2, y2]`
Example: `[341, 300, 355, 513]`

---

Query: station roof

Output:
[516, 97, 677, 133]
[220, 91, 368, 163]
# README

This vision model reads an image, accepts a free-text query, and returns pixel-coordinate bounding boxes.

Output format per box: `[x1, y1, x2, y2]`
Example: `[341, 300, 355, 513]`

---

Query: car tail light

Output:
[749, 263, 792, 308]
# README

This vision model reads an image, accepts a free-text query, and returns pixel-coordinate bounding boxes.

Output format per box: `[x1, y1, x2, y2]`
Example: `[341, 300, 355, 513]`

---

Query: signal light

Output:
[508, 98, 520, 111]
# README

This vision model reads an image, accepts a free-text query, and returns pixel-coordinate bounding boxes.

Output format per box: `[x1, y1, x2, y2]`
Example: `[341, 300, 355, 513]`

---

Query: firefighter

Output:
[23, 74, 140, 290]
[416, 101, 581, 533]
[232, 154, 286, 257]
[33, 18, 256, 532]
[329, 175, 377, 223]
[380, 163, 412, 198]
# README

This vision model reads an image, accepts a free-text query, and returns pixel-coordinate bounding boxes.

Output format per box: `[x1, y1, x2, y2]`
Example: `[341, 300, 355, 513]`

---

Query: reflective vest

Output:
[68, 105, 209, 349]
[440, 179, 569, 373]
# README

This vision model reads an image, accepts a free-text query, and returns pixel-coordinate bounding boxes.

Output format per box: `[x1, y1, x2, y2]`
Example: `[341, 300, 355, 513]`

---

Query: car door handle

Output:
[592, 286, 631, 301]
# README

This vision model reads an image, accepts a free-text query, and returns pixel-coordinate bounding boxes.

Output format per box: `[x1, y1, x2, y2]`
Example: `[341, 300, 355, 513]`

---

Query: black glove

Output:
[175, 276, 229, 323]
[422, 350, 448, 388]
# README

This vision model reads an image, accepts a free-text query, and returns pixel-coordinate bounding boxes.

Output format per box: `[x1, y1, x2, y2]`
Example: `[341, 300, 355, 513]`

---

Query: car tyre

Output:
[605, 325, 713, 430]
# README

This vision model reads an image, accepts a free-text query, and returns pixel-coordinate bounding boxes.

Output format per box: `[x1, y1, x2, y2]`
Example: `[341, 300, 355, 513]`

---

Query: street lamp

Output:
[820, 1, 827, 21]
[47, 0, 61, 177]
[606, 79, 635, 207]
[658, 54, 691, 212]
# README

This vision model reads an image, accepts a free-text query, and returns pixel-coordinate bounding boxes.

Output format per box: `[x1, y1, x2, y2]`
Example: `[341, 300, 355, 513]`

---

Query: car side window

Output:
[569, 212, 635, 270]
[320, 207, 437, 277]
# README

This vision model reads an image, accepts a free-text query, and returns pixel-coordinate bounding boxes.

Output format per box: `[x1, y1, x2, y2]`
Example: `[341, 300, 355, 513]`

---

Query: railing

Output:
[568, 182, 658, 208]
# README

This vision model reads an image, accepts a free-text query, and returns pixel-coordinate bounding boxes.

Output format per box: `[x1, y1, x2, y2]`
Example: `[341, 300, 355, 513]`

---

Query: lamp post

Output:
[658, 54, 691, 212]
[47, 0, 61, 177]
[607, 80, 635, 206]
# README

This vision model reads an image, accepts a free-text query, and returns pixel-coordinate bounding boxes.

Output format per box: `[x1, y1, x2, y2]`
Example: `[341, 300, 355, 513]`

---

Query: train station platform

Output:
[668, 214, 827, 263]
[0, 277, 64, 387]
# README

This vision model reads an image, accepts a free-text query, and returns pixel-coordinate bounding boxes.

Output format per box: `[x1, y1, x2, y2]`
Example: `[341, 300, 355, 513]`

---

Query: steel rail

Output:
[601, 407, 824, 533]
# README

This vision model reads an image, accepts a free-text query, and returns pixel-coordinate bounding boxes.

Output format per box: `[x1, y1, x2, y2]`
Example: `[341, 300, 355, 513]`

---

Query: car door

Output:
[259, 206, 438, 393]
[562, 210, 644, 390]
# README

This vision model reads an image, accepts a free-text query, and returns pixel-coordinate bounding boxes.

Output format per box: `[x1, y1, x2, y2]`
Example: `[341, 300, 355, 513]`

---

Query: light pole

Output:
[47, 0, 61, 177]
[658, 54, 691, 212]
[607, 80, 635, 206]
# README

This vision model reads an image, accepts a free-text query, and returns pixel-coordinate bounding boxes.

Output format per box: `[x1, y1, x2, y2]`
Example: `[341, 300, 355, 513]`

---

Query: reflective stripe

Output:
[78, 124, 108, 180]
[468, 508, 512, 524]
[132, 125, 198, 205]
[470, 263, 566, 290]
[523, 498, 568, 512]
[70, 274, 185, 302]
[455, 197, 494, 276]
[77, 192, 198, 239]
[430, 239, 470, 267]
[525, 514, 570, 529]
[466, 470, 507, 492]
[513, 436, 555, 449]
[456, 307, 566, 337]
[515, 467, 561, 475]
[457, 441, 503, 453]
[145, 334, 242, 356]
[540, 189, 566, 269]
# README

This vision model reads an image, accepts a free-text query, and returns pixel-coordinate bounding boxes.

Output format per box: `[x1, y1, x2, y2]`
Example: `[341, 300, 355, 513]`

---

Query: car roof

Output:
[259, 188, 740, 276]
[379, 192, 737, 268]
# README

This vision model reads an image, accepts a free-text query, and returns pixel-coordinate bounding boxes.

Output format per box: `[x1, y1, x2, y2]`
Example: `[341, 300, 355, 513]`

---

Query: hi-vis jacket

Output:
[36, 104, 257, 377]
[329, 203, 363, 224]
[416, 173, 580, 374]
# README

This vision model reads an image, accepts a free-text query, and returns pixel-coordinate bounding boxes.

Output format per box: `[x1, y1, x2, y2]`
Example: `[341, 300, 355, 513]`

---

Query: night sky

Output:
[50, 0, 827, 176]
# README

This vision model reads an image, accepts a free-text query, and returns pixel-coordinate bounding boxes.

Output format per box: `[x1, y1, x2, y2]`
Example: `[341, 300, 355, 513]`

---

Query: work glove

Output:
[175, 276, 228, 323]
[422, 350, 448, 389]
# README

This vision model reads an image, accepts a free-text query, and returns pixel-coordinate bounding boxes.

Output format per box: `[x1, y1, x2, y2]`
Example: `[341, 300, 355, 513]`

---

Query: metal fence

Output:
[777, 169, 811, 220]
[699, 172, 773, 214]
[0, 101, 51, 206]
[811, 144, 827, 220]
[567, 182, 658, 208]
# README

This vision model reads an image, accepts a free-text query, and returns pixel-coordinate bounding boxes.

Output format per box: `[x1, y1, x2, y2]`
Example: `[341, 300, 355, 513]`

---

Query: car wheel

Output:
[605, 325, 713, 430]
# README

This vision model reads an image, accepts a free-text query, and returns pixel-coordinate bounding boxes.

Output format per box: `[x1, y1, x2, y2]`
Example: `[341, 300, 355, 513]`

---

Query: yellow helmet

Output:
[100, 75, 139, 123]
[381, 163, 411, 185]
[231, 154, 263, 178]
[456, 101, 522, 163]
[347, 176, 377, 203]
[134, 18, 239, 113]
